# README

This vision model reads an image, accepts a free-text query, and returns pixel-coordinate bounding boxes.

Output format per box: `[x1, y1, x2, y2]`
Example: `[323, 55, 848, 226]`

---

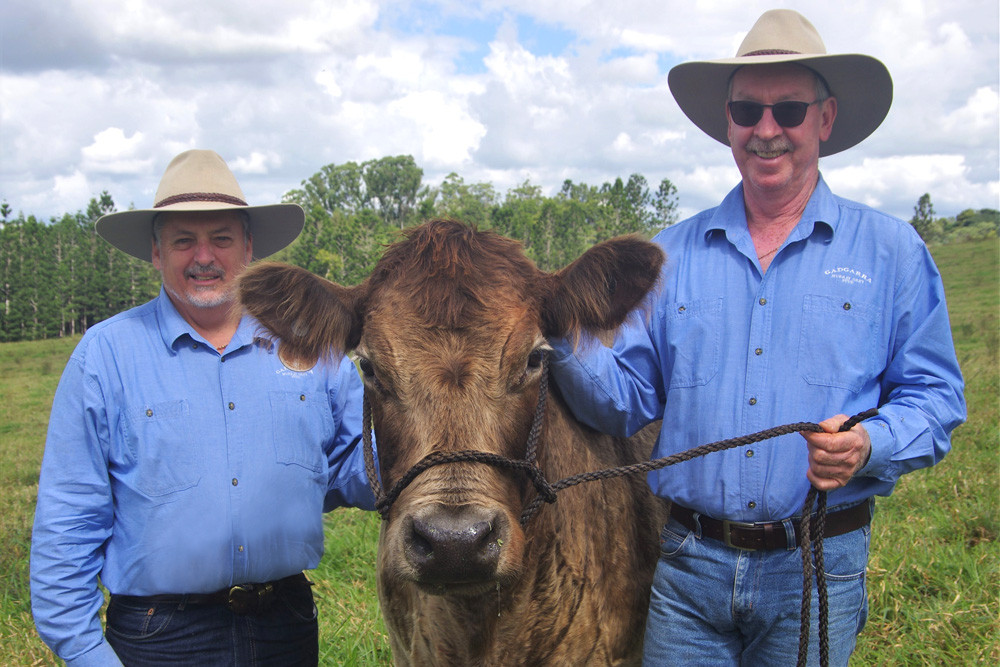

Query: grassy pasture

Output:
[1, 239, 996, 665]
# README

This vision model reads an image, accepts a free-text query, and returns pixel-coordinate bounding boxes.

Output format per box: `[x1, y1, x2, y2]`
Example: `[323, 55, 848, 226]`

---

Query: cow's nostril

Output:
[409, 525, 434, 559]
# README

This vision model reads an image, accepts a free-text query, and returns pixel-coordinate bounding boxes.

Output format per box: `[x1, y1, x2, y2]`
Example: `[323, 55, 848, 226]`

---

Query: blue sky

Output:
[1, 0, 997, 224]
[378, 4, 578, 73]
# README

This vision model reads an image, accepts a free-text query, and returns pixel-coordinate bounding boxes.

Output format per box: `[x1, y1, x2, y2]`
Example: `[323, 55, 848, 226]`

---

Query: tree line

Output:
[908, 193, 999, 246]
[0, 193, 161, 343]
[1, 156, 995, 343]
[278, 155, 679, 286]
[0, 156, 677, 342]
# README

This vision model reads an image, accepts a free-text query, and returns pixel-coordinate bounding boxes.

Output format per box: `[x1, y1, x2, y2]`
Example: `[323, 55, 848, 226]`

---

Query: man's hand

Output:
[800, 414, 871, 491]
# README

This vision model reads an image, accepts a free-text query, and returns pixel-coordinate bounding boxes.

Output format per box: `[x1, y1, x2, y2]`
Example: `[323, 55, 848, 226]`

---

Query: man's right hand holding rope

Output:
[801, 415, 873, 491]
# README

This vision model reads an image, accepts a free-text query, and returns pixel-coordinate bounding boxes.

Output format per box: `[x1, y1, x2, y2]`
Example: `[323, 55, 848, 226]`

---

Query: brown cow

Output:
[239, 218, 668, 666]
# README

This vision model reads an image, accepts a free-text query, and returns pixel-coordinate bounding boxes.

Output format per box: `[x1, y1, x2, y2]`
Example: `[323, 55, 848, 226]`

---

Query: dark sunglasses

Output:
[727, 100, 822, 128]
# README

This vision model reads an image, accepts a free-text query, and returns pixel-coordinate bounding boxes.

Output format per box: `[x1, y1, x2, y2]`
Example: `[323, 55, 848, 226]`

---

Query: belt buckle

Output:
[228, 583, 274, 615]
[721, 519, 758, 550]
[228, 585, 255, 615]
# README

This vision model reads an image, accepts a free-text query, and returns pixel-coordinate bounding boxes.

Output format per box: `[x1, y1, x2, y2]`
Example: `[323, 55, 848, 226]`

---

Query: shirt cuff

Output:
[64, 638, 123, 667]
[855, 418, 891, 479]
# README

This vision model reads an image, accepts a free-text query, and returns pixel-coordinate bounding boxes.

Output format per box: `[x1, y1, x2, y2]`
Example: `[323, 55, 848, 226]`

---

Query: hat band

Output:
[155, 192, 248, 208]
[742, 49, 803, 57]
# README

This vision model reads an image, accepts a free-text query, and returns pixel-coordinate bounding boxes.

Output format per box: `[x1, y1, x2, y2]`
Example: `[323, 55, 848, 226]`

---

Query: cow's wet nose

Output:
[407, 507, 504, 584]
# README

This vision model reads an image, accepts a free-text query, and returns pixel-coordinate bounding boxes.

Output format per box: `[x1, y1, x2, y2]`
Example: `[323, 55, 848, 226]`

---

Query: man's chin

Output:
[188, 292, 233, 309]
[168, 286, 233, 310]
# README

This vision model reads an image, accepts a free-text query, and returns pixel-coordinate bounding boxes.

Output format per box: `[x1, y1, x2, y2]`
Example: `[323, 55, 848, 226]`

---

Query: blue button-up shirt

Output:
[549, 176, 965, 523]
[31, 288, 376, 666]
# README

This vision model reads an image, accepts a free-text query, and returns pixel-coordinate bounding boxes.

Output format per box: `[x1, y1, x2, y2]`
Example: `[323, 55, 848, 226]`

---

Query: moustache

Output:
[185, 263, 225, 280]
[744, 137, 793, 158]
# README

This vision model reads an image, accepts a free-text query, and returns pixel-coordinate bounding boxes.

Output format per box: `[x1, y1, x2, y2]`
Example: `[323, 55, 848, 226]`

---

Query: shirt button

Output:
[145, 409, 153, 417]
[232, 478, 238, 486]
[677, 305, 686, 313]
[747, 501, 757, 509]
[843, 302, 852, 311]
[759, 298, 767, 306]
[228, 402, 235, 410]
[192, 343, 199, 350]
[238, 545, 244, 552]
[300, 394, 306, 401]
[748, 397, 757, 406]
[746, 449, 754, 458]
[754, 348, 763, 356]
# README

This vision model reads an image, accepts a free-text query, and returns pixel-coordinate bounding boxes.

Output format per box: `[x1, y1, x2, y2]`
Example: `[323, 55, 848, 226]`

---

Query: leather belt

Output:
[111, 573, 308, 616]
[670, 502, 870, 551]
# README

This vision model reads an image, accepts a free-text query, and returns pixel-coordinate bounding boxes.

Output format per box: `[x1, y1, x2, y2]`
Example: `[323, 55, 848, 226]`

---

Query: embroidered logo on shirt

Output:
[824, 267, 873, 286]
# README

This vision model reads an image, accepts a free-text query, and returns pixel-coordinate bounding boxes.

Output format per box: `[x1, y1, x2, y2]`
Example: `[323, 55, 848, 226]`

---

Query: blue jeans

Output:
[642, 510, 870, 666]
[106, 578, 318, 666]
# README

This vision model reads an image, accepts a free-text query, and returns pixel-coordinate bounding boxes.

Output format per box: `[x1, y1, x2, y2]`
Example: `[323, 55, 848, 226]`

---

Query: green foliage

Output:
[852, 239, 999, 664]
[0, 336, 76, 665]
[281, 155, 679, 282]
[435, 172, 498, 229]
[0, 193, 159, 342]
[909, 193, 998, 245]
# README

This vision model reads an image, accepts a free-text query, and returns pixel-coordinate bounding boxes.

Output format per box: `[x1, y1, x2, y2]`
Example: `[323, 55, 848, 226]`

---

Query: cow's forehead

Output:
[364, 220, 542, 332]
[362, 291, 538, 361]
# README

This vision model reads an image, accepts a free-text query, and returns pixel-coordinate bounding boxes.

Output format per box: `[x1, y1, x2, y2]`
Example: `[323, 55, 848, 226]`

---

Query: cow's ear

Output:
[541, 235, 663, 340]
[238, 262, 364, 363]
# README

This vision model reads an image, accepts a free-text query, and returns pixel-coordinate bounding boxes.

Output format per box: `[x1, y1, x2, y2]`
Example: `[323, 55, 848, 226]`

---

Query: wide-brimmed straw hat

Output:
[668, 9, 892, 157]
[96, 149, 304, 261]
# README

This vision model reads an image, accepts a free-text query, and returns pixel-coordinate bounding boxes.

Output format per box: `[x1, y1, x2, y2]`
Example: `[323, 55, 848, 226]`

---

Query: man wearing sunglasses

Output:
[546, 9, 965, 666]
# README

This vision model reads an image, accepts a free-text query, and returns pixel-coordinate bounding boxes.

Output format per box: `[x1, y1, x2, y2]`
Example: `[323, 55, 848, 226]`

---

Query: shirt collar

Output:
[154, 286, 256, 353]
[705, 173, 838, 249]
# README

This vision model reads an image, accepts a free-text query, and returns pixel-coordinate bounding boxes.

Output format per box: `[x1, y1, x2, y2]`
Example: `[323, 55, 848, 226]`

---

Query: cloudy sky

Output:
[2, 0, 997, 224]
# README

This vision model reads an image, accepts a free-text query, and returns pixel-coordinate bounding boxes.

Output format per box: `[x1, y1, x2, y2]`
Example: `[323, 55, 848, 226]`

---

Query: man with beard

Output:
[30, 149, 375, 666]
[546, 10, 965, 665]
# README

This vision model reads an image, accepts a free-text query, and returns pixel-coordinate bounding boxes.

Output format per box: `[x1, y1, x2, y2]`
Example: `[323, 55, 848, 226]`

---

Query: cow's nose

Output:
[406, 506, 505, 585]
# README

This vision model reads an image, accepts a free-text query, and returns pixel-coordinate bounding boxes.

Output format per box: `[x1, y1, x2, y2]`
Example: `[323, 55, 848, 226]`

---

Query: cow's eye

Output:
[355, 354, 393, 397]
[513, 348, 547, 389]
[357, 356, 376, 380]
[527, 349, 546, 370]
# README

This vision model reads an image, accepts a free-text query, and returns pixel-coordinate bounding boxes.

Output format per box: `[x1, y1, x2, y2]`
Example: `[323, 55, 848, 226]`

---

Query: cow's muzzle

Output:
[403, 504, 509, 591]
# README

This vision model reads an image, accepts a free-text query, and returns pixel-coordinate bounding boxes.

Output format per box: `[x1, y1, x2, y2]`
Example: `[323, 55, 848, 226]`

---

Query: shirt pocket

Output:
[269, 390, 334, 473]
[663, 297, 722, 388]
[798, 295, 879, 393]
[122, 399, 201, 498]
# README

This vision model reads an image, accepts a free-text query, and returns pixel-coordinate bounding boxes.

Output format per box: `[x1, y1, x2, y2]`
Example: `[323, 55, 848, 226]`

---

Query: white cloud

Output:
[81, 128, 149, 174]
[316, 69, 343, 98]
[230, 152, 282, 175]
[825, 154, 997, 215]
[388, 90, 486, 167]
[0, 0, 996, 222]
[942, 86, 1000, 139]
[483, 38, 575, 107]
[617, 28, 675, 53]
[50, 171, 93, 212]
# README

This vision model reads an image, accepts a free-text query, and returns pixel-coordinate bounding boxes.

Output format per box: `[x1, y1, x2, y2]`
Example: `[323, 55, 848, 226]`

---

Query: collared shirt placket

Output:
[218, 345, 250, 582]
[741, 254, 775, 519]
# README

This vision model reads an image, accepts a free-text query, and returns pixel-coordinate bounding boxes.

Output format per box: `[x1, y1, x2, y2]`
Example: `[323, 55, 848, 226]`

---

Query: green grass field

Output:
[2, 239, 997, 665]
